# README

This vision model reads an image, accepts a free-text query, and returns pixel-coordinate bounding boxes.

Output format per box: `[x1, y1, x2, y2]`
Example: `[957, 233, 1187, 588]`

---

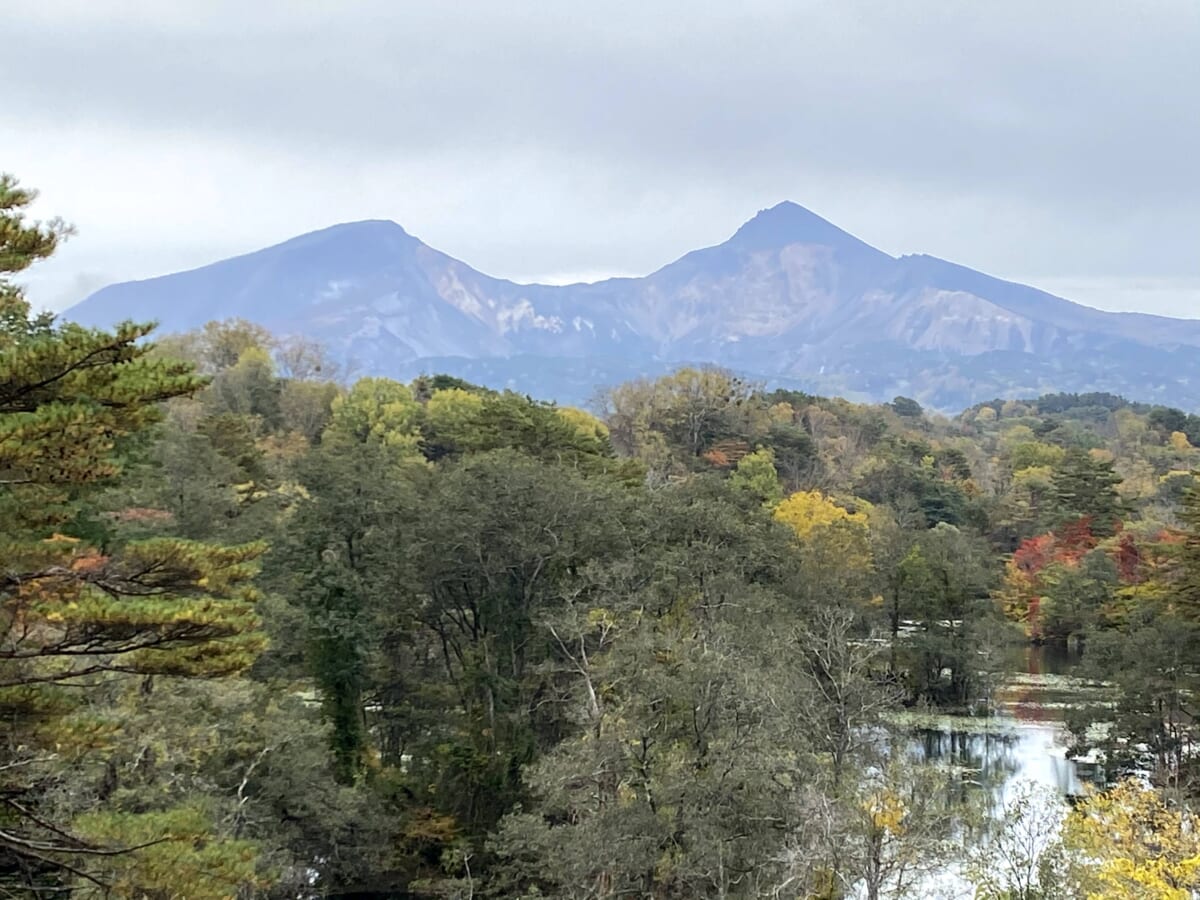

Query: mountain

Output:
[66, 202, 1200, 410]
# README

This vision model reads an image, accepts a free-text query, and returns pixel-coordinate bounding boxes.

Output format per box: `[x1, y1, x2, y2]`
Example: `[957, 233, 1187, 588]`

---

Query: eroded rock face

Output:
[66, 203, 1200, 410]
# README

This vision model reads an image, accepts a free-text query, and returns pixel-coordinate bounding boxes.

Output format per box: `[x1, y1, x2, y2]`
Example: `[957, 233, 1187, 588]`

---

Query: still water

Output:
[910, 644, 1097, 800]
[876, 644, 1104, 899]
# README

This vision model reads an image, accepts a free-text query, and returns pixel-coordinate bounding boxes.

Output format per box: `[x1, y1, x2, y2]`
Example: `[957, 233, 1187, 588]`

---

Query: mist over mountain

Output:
[66, 203, 1200, 410]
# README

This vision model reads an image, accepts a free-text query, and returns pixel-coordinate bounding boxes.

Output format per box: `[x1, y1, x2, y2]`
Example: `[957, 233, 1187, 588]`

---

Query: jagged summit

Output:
[64, 203, 1200, 410]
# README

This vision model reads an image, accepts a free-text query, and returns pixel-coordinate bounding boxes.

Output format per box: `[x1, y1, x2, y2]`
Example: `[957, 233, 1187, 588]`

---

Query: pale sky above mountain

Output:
[6, 0, 1199, 317]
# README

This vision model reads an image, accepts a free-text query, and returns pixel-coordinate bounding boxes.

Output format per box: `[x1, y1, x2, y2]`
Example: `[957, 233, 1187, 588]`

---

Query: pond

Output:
[872, 643, 1111, 898]
[908, 643, 1104, 800]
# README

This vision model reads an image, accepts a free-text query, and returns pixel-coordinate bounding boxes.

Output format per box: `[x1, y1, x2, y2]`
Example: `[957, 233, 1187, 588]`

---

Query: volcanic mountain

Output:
[66, 203, 1200, 409]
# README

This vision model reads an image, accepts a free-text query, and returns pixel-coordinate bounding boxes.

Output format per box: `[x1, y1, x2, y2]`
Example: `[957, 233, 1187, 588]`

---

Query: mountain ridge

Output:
[66, 204, 1200, 411]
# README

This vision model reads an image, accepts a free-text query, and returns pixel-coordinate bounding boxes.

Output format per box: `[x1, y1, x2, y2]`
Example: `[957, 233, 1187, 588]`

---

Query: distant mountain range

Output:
[66, 202, 1200, 410]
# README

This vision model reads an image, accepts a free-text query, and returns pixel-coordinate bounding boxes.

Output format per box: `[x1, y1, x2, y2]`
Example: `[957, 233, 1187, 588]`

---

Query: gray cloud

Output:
[6, 0, 1200, 315]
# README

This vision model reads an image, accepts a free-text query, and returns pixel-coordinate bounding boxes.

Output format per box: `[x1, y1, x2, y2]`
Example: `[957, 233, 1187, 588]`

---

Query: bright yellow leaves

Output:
[773, 490, 873, 581]
[865, 789, 906, 836]
[773, 490, 868, 540]
[1064, 779, 1200, 900]
[1170, 431, 1194, 453]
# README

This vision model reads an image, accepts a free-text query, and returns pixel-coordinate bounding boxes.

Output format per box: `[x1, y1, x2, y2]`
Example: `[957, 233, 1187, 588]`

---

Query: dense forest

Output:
[6, 175, 1200, 898]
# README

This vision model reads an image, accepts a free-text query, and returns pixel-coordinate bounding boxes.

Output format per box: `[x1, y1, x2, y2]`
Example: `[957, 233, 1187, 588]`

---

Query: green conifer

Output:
[0, 175, 266, 890]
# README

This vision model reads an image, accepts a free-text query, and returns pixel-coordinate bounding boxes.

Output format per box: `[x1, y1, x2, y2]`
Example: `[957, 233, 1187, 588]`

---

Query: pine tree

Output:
[1177, 480, 1200, 616]
[0, 175, 266, 890]
[1050, 447, 1126, 536]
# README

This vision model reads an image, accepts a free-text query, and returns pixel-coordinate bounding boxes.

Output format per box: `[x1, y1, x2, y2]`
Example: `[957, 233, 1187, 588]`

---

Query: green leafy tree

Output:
[277, 438, 420, 783]
[278, 378, 340, 442]
[889, 396, 923, 418]
[159, 318, 275, 375]
[729, 446, 784, 506]
[600, 367, 758, 461]
[1083, 607, 1200, 786]
[421, 386, 486, 459]
[326, 376, 423, 456]
[208, 344, 281, 425]
[895, 524, 998, 707]
[491, 479, 809, 898]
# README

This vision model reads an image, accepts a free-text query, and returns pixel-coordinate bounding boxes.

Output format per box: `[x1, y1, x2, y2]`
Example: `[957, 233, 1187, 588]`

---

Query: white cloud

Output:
[6, 0, 1199, 316]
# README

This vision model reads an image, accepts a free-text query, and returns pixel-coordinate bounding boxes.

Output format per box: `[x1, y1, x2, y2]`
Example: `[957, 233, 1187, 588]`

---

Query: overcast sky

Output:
[6, 0, 1199, 317]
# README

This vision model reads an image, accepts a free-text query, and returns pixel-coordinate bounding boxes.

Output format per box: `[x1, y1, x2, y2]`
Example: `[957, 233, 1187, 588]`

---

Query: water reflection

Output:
[842, 647, 1104, 898]
[904, 644, 1093, 806]
[909, 724, 1083, 809]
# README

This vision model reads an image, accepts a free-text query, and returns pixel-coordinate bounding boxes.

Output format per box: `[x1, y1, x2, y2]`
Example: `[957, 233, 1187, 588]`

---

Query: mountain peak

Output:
[326, 218, 410, 235]
[262, 217, 422, 260]
[753, 200, 819, 220]
[285, 217, 413, 244]
[63, 202, 1200, 411]
[727, 201, 882, 255]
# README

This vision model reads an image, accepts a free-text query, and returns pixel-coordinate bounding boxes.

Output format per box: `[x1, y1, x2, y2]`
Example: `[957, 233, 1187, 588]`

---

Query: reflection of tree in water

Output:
[1008, 645, 1051, 723]
[892, 645, 1088, 831]
[908, 730, 1025, 815]
[997, 643, 1085, 724]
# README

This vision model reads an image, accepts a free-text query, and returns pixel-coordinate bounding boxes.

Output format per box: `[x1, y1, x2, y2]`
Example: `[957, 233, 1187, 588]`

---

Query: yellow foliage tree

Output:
[556, 405, 610, 444]
[775, 491, 873, 587]
[424, 386, 485, 448]
[326, 377, 422, 455]
[865, 789, 906, 836]
[767, 401, 795, 426]
[1063, 779, 1200, 899]
[774, 490, 868, 540]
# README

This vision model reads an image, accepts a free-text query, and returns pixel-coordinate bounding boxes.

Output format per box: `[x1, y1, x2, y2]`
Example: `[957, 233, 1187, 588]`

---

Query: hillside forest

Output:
[7, 175, 1200, 898]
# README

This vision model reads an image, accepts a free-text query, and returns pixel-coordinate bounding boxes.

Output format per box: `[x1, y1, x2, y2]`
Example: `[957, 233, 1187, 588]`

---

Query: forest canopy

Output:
[4, 174, 1200, 898]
